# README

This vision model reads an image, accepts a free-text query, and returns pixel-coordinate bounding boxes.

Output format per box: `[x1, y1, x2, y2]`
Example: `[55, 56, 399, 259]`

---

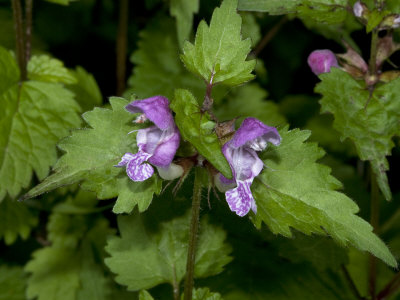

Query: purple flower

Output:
[218, 118, 281, 217]
[307, 49, 339, 75]
[116, 96, 180, 181]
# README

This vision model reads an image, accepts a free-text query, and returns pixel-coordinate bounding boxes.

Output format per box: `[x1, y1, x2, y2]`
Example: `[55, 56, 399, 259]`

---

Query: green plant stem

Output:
[172, 265, 180, 300]
[116, 0, 128, 96]
[11, 0, 27, 81]
[25, 0, 33, 63]
[183, 167, 202, 300]
[369, 169, 380, 300]
[369, 30, 379, 75]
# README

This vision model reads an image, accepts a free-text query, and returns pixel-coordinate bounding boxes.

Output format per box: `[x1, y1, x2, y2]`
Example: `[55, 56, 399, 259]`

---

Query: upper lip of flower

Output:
[125, 95, 175, 130]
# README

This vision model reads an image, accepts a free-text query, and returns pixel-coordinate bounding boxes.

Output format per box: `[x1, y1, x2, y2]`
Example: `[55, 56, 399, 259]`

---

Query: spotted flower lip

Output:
[220, 117, 281, 217]
[116, 96, 180, 182]
[307, 49, 339, 76]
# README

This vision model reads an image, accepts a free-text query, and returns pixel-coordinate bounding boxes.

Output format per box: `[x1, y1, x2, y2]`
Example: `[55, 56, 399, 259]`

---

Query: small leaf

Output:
[170, 0, 199, 47]
[27, 55, 77, 84]
[0, 198, 38, 245]
[252, 127, 397, 267]
[181, 0, 255, 86]
[171, 89, 232, 178]
[0, 46, 81, 202]
[23, 97, 161, 214]
[366, 10, 391, 32]
[315, 68, 400, 200]
[105, 211, 232, 291]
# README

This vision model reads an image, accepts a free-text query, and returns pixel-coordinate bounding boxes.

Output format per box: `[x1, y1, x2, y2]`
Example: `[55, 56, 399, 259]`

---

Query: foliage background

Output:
[1, 0, 400, 299]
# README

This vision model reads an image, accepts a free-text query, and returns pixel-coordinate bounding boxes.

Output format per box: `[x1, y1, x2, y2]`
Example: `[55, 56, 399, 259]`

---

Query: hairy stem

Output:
[369, 30, 379, 75]
[369, 169, 380, 300]
[12, 0, 27, 81]
[172, 265, 180, 300]
[116, 0, 128, 96]
[183, 167, 202, 300]
[25, 0, 33, 63]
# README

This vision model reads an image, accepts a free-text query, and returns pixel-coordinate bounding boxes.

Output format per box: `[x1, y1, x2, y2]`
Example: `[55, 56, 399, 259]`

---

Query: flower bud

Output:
[156, 163, 184, 180]
[307, 50, 339, 76]
[353, 1, 364, 18]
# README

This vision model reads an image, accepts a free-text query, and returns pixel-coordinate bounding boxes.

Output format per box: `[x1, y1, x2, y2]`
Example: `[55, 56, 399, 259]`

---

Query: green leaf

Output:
[170, 0, 199, 47]
[0, 46, 81, 202]
[171, 89, 232, 178]
[181, 0, 256, 86]
[315, 68, 400, 200]
[25, 211, 113, 300]
[23, 97, 162, 214]
[105, 211, 232, 291]
[0, 265, 26, 300]
[182, 288, 223, 300]
[67, 66, 102, 112]
[27, 55, 77, 84]
[125, 18, 205, 101]
[238, 0, 349, 24]
[0, 198, 38, 245]
[139, 290, 154, 300]
[215, 84, 286, 127]
[43, 0, 74, 5]
[366, 10, 391, 32]
[252, 127, 397, 267]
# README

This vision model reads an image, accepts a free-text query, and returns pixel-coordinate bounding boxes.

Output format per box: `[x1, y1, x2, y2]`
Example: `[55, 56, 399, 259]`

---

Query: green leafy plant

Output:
[2, 0, 400, 299]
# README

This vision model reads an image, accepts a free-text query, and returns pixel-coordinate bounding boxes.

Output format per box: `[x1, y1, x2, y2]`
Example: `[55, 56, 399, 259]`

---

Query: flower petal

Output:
[126, 151, 154, 181]
[125, 96, 174, 130]
[231, 118, 281, 149]
[136, 126, 163, 153]
[222, 144, 264, 182]
[225, 179, 256, 217]
[115, 153, 135, 167]
[149, 125, 180, 167]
